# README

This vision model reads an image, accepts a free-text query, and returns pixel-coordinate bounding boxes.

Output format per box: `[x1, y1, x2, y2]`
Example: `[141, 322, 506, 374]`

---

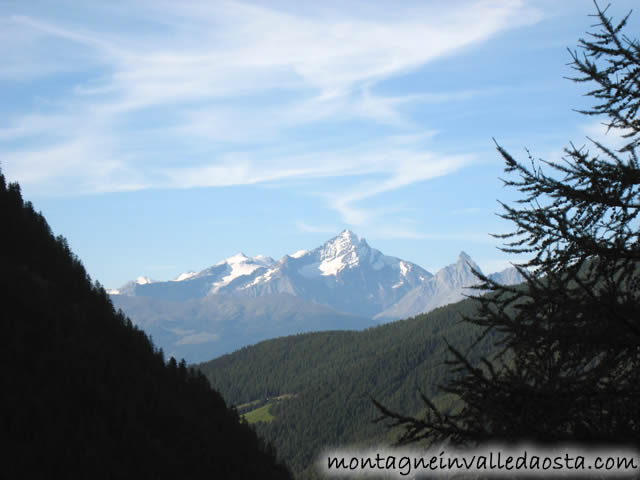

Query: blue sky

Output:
[1, 0, 637, 288]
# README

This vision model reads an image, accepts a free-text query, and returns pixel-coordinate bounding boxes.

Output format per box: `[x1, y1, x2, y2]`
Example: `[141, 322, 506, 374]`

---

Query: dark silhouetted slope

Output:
[0, 171, 292, 479]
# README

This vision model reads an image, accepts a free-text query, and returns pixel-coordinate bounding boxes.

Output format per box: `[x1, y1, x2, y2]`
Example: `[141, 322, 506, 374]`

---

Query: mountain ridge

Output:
[110, 230, 523, 362]
[111, 230, 518, 313]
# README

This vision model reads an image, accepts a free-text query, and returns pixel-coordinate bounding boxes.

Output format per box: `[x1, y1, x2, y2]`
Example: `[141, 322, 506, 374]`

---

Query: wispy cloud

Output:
[581, 121, 635, 152]
[175, 331, 220, 346]
[325, 151, 473, 225]
[1, 0, 543, 197]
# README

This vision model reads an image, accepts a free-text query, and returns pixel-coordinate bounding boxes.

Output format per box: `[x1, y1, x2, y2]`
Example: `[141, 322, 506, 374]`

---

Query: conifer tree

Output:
[375, 2, 640, 448]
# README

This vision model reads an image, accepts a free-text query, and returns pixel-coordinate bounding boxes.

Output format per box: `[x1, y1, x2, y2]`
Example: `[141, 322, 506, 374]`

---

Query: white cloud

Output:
[581, 121, 635, 152]
[1, 0, 543, 196]
[325, 151, 474, 225]
[176, 331, 220, 345]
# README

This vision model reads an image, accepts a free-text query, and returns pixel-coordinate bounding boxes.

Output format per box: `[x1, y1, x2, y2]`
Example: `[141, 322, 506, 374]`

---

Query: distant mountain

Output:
[374, 251, 498, 321]
[230, 230, 432, 318]
[111, 230, 523, 362]
[113, 293, 371, 362]
[489, 265, 525, 285]
[108, 253, 275, 299]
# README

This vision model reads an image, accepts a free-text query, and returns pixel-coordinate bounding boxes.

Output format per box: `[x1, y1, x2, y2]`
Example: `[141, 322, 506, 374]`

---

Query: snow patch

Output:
[253, 254, 274, 264]
[211, 263, 260, 292]
[135, 276, 153, 285]
[291, 249, 309, 259]
[174, 271, 197, 282]
[226, 253, 249, 264]
[244, 267, 277, 287]
[208, 254, 274, 292]
[399, 262, 409, 276]
[319, 254, 350, 276]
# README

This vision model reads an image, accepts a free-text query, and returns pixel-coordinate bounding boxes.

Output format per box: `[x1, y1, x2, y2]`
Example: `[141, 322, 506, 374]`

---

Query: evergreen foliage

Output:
[0, 171, 292, 479]
[373, 2, 640, 449]
[199, 298, 499, 477]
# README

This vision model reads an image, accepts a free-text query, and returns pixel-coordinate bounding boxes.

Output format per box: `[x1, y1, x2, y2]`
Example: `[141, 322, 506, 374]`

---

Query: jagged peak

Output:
[214, 252, 273, 267]
[458, 251, 473, 262]
[173, 271, 197, 282]
[456, 251, 480, 269]
[320, 230, 368, 258]
[226, 252, 249, 263]
[332, 229, 360, 244]
[329, 229, 367, 246]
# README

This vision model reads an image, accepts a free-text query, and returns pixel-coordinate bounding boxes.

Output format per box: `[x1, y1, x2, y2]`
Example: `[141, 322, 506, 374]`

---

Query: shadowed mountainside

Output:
[0, 171, 292, 479]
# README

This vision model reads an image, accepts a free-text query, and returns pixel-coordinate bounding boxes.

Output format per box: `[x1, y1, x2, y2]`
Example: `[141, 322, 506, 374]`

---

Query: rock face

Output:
[111, 230, 524, 362]
[374, 251, 485, 321]
[230, 230, 432, 318]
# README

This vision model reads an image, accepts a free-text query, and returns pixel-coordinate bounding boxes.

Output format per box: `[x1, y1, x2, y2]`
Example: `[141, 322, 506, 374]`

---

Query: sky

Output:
[1, 0, 637, 289]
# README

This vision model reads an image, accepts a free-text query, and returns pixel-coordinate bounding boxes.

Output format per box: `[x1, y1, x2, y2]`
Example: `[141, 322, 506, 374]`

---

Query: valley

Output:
[198, 295, 498, 477]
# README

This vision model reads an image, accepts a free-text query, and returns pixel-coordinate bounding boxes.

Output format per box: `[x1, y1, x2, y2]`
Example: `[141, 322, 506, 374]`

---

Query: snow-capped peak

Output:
[219, 252, 249, 265]
[135, 276, 153, 285]
[320, 230, 367, 258]
[174, 271, 197, 282]
[296, 230, 397, 278]
[339, 229, 360, 241]
[291, 249, 309, 259]
[209, 253, 275, 293]
[217, 252, 273, 267]
[335, 229, 362, 247]
[313, 230, 368, 275]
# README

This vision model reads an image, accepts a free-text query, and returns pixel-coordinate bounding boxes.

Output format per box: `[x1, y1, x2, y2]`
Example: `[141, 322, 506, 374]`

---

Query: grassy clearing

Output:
[241, 393, 296, 424]
[243, 403, 274, 424]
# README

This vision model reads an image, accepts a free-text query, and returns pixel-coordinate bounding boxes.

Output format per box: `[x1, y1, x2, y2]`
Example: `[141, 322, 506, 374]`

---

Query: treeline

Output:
[0, 172, 292, 479]
[199, 297, 500, 477]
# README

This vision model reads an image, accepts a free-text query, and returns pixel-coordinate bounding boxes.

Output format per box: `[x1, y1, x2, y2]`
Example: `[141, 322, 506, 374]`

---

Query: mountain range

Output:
[110, 230, 523, 362]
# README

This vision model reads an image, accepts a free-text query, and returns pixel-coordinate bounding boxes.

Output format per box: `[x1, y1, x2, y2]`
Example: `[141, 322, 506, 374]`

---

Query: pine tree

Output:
[374, 2, 640, 448]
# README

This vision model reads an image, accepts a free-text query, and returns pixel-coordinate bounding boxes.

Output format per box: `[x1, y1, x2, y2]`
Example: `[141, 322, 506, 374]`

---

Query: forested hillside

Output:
[199, 296, 499, 478]
[0, 170, 292, 479]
